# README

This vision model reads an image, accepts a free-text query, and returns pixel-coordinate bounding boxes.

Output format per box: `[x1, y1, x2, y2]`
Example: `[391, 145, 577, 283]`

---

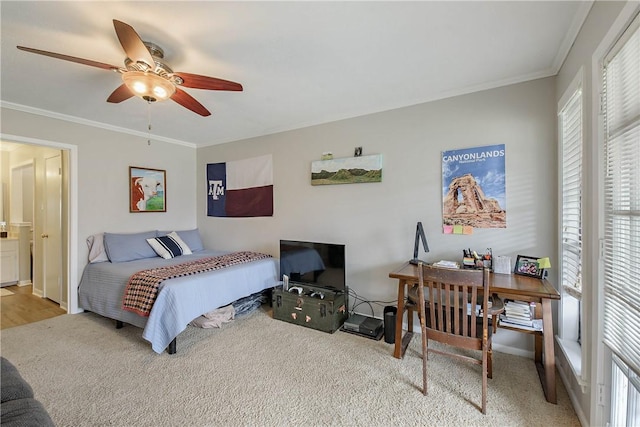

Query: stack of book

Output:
[467, 300, 493, 317]
[499, 300, 543, 331]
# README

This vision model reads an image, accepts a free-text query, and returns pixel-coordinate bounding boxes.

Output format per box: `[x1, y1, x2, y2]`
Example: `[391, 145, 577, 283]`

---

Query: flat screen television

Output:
[279, 240, 346, 292]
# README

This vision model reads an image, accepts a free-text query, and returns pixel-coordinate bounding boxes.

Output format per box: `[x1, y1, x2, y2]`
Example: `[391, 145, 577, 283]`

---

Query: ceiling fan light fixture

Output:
[18, 19, 241, 116]
[122, 71, 175, 102]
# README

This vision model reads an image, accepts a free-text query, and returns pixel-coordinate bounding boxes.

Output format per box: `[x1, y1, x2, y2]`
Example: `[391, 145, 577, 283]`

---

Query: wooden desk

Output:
[389, 261, 561, 404]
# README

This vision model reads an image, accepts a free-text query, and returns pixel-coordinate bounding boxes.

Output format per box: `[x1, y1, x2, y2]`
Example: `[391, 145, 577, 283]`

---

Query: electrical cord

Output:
[347, 287, 397, 317]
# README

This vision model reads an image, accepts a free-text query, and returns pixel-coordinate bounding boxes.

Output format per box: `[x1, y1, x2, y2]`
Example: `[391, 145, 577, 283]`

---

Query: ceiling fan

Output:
[17, 19, 243, 117]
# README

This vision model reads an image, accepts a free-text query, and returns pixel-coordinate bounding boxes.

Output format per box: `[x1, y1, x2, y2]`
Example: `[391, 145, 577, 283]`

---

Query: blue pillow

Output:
[103, 230, 158, 263]
[158, 229, 204, 252]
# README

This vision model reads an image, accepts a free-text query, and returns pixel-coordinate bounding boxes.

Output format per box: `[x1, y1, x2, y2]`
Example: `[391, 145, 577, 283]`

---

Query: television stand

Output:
[272, 284, 348, 333]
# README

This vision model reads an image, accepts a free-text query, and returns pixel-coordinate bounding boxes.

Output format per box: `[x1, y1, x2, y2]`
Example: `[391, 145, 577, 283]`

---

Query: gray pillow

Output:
[103, 230, 158, 263]
[158, 229, 204, 252]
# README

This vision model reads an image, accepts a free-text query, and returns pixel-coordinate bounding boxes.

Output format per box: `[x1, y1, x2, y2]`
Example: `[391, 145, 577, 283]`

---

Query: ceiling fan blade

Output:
[171, 88, 211, 116]
[17, 46, 119, 71]
[106, 84, 134, 103]
[112, 20, 155, 68]
[173, 72, 243, 91]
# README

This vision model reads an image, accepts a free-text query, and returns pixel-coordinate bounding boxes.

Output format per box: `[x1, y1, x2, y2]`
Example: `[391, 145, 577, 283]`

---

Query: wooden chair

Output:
[415, 262, 492, 414]
[407, 275, 502, 379]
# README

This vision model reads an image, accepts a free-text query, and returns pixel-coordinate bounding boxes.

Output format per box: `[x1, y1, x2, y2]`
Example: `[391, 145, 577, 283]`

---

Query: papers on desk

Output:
[432, 260, 460, 269]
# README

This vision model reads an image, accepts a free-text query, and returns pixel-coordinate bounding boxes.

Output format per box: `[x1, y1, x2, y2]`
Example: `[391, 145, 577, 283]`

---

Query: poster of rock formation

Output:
[442, 144, 506, 228]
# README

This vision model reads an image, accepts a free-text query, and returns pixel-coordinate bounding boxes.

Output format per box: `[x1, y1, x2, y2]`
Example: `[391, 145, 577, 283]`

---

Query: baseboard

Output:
[0, 281, 18, 287]
[556, 358, 589, 426]
[492, 342, 534, 359]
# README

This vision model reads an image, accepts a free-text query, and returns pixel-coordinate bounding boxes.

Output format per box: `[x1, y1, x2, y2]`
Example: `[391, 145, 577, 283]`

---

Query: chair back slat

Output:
[462, 285, 469, 336]
[470, 285, 478, 338]
[444, 283, 452, 333]
[450, 284, 458, 334]
[428, 281, 437, 329]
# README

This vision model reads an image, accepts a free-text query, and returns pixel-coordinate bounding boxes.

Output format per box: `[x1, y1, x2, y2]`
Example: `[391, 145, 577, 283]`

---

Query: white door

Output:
[43, 155, 62, 303]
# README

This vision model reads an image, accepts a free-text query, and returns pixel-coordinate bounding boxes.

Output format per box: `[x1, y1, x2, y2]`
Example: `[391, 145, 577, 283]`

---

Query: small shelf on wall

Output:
[311, 154, 382, 186]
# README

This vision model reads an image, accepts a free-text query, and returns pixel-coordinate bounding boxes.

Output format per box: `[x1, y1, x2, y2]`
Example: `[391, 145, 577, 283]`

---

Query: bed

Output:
[78, 229, 279, 354]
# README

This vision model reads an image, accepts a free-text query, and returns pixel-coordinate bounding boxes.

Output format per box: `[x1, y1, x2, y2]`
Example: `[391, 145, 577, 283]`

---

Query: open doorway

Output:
[9, 161, 34, 287]
[0, 140, 70, 324]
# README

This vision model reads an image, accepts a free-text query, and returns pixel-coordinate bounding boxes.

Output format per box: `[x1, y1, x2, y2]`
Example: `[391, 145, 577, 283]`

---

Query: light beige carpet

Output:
[0, 308, 579, 426]
[0, 288, 14, 296]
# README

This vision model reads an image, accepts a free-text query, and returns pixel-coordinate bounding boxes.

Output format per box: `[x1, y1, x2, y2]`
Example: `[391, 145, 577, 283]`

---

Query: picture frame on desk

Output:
[514, 255, 543, 278]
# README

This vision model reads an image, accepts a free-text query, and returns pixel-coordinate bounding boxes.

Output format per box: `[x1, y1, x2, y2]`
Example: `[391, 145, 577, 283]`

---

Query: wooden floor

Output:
[1, 284, 66, 330]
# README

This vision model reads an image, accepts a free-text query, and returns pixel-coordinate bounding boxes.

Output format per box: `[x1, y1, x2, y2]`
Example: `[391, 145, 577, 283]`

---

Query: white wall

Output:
[197, 76, 557, 355]
[0, 107, 198, 311]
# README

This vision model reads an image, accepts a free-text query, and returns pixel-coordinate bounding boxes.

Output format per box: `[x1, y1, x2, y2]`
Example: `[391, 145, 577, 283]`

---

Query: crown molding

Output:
[0, 101, 197, 149]
[552, 1, 595, 73]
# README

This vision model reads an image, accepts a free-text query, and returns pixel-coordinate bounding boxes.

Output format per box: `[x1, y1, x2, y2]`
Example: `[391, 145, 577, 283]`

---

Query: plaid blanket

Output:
[122, 251, 272, 317]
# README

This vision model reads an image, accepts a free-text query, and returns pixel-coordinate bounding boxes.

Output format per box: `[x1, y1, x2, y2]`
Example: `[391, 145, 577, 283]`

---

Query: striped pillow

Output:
[147, 232, 191, 259]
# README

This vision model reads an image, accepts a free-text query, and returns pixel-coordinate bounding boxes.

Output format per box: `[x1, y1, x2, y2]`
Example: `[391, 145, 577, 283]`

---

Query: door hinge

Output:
[599, 239, 605, 260]
[597, 383, 606, 406]
[599, 92, 605, 115]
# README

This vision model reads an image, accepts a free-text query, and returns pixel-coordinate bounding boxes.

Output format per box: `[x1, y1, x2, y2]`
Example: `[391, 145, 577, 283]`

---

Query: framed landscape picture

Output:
[129, 166, 166, 212]
[311, 154, 382, 185]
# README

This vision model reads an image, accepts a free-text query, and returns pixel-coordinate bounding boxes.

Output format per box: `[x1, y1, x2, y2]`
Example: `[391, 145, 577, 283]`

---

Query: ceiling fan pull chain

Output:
[147, 100, 152, 146]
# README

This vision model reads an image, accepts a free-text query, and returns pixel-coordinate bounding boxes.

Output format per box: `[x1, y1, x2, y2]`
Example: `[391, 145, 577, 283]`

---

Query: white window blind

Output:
[560, 88, 583, 296]
[602, 14, 640, 375]
[611, 353, 640, 426]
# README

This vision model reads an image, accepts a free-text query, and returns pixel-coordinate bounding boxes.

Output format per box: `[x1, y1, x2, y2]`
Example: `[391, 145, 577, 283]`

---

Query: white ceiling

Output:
[1, 1, 592, 148]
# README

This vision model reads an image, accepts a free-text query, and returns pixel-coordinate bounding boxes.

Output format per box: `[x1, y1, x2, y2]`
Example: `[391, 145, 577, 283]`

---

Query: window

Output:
[611, 354, 640, 427]
[560, 87, 583, 300]
[602, 13, 640, 424]
[556, 71, 585, 381]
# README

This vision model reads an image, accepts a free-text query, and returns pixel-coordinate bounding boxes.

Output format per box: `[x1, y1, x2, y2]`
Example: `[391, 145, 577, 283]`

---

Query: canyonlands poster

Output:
[442, 144, 506, 229]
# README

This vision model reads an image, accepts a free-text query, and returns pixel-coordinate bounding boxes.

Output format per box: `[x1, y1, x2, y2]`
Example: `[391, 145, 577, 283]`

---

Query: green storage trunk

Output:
[272, 285, 348, 333]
